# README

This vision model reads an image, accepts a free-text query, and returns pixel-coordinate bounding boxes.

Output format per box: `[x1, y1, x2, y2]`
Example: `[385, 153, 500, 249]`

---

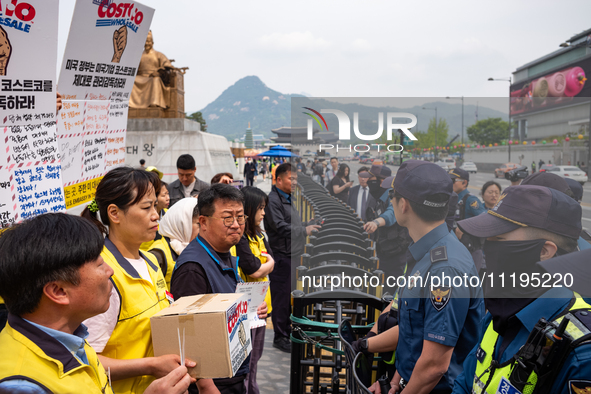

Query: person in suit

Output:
[347, 167, 377, 221]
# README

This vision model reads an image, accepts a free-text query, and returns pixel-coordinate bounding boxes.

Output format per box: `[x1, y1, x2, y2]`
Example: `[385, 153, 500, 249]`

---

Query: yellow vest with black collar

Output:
[0, 314, 113, 394]
[143, 233, 176, 291]
[230, 233, 273, 314]
[472, 294, 591, 394]
[100, 237, 170, 394]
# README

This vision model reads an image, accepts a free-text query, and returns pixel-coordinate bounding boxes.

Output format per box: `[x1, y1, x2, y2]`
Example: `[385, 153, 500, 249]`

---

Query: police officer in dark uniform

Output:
[363, 164, 413, 284]
[453, 185, 591, 394]
[361, 160, 484, 394]
[449, 168, 486, 272]
[448, 168, 486, 219]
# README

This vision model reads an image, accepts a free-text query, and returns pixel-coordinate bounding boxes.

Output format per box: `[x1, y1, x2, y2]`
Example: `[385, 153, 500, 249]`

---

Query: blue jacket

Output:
[396, 223, 484, 391]
[457, 189, 486, 219]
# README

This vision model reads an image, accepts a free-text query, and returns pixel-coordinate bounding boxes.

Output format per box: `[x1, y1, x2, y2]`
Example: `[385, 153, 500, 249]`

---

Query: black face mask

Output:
[367, 179, 385, 200]
[483, 239, 550, 334]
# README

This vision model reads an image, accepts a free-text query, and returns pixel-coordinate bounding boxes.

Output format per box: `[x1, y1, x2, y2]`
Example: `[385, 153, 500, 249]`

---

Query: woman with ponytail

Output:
[81, 166, 199, 394]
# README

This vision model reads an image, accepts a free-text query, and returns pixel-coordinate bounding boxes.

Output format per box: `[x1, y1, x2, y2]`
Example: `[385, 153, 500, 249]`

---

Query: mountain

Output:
[194, 75, 508, 142]
[195, 76, 302, 140]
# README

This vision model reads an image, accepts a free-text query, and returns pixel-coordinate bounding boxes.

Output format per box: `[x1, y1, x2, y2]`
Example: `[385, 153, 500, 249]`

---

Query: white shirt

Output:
[183, 179, 196, 198]
[357, 186, 368, 218]
[84, 257, 152, 352]
[326, 167, 337, 183]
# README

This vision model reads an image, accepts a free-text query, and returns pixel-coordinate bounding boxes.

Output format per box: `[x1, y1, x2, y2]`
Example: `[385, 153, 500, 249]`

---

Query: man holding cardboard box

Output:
[0, 213, 192, 394]
[171, 183, 268, 394]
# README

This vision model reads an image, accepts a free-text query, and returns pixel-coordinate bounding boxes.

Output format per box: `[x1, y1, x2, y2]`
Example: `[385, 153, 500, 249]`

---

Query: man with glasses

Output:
[171, 183, 267, 394]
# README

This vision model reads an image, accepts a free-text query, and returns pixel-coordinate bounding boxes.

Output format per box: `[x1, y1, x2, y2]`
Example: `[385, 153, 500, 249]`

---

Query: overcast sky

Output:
[57, 0, 591, 114]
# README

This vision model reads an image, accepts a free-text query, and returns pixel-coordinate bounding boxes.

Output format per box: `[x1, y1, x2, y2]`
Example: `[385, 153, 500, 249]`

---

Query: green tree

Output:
[466, 118, 510, 146]
[414, 118, 449, 150]
[186, 111, 208, 132]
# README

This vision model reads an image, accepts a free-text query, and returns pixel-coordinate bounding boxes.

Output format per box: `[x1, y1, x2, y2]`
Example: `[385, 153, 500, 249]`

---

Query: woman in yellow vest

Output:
[231, 186, 275, 394]
[81, 167, 195, 394]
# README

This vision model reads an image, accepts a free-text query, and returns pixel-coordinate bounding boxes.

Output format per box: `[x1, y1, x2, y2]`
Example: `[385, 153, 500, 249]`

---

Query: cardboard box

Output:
[151, 293, 252, 379]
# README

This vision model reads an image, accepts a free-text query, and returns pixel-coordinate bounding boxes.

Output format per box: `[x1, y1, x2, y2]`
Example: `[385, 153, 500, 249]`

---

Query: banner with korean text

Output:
[0, 0, 64, 228]
[57, 0, 154, 209]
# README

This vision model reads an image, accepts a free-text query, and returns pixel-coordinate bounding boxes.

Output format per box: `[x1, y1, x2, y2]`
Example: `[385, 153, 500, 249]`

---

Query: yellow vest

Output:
[147, 235, 176, 291]
[101, 238, 170, 394]
[0, 316, 113, 394]
[230, 233, 272, 314]
[473, 294, 591, 394]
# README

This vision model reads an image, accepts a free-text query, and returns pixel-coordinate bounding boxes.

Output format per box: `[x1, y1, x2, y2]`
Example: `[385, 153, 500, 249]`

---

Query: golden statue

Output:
[130, 31, 174, 109]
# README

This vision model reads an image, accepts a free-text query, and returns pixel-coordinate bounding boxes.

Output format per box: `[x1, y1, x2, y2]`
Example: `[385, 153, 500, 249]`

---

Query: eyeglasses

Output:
[207, 215, 248, 227]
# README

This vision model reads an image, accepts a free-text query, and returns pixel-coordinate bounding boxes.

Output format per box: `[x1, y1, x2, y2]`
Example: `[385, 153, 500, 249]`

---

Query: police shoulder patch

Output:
[569, 380, 591, 394]
[470, 200, 479, 209]
[430, 286, 451, 311]
[430, 246, 448, 263]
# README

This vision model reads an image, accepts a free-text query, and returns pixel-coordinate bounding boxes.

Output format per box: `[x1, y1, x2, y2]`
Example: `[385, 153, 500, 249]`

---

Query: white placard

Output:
[235, 281, 270, 329]
[0, 0, 65, 228]
[56, 0, 154, 208]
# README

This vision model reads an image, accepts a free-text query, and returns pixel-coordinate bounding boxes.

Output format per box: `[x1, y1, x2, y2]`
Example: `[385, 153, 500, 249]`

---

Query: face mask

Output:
[483, 239, 550, 334]
[367, 179, 385, 200]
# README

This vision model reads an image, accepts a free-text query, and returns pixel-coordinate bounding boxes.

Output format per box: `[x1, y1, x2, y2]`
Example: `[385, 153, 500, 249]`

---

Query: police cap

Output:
[393, 160, 453, 208]
[369, 164, 392, 179]
[458, 185, 582, 239]
[448, 168, 469, 182]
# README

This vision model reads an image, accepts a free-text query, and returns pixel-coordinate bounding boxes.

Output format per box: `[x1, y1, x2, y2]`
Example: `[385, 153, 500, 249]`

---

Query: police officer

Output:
[520, 172, 591, 251]
[449, 168, 486, 272]
[363, 165, 413, 283]
[361, 160, 484, 394]
[448, 168, 486, 219]
[453, 185, 590, 394]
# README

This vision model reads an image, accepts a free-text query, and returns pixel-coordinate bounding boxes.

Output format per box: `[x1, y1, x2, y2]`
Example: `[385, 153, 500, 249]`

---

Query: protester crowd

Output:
[1, 152, 591, 394]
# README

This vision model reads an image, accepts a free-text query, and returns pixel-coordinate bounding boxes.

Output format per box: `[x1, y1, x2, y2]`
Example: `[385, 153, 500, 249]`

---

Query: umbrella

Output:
[256, 145, 300, 158]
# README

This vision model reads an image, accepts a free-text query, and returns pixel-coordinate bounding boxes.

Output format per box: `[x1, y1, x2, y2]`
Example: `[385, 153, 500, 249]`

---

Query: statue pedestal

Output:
[125, 119, 238, 184]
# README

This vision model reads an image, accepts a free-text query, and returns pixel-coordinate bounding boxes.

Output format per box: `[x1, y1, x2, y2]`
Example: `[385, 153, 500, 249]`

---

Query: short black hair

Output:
[139, 159, 145, 165]
[394, 191, 449, 222]
[0, 213, 104, 316]
[177, 154, 196, 170]
[198, 183, 244, 217]
[481, 180, 502, 197]
[275, 163, 292, 180]
[358, 166, 370, 174]
[330, 157, 338, 162]
[523, 227, 578, 254]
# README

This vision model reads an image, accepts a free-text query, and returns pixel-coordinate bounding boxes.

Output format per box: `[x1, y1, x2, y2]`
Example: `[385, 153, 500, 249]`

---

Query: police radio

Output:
[509, 313, 591, 394]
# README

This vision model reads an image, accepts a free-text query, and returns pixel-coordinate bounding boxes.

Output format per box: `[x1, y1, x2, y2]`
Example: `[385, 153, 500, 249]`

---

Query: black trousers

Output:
[0, 304, 6, 332]
[269, 252, 291, 340]
[246, 176, 254, 187]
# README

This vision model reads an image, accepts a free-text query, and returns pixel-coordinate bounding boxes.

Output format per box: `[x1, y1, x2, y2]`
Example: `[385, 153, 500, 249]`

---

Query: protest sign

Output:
[0, 0, 65, 228]
[235, 281, 270, 329]
[57, 0, 154, 209]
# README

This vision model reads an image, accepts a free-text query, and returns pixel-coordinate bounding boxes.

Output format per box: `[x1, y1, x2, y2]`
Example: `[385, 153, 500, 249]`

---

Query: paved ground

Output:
[247, 177, 292, 393]
[256, 328, 291, 393]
